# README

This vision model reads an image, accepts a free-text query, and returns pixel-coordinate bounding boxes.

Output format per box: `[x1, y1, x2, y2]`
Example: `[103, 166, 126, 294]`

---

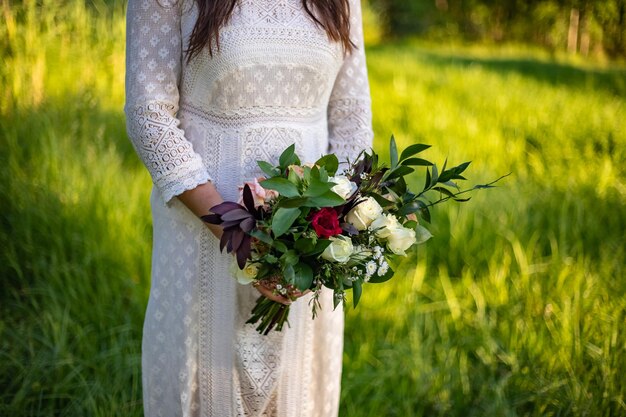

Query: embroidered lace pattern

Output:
[124, 0, 373, 416]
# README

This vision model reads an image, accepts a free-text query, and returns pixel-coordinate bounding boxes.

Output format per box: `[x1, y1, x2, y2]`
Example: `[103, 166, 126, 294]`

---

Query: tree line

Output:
[368, 0, 626, 58]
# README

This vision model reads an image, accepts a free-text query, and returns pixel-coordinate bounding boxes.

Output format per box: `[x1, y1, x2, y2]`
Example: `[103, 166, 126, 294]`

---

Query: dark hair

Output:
[185, 0, 355, 62]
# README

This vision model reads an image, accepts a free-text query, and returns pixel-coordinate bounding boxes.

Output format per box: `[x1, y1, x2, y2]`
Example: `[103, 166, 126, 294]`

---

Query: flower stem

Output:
[246, 296, 291, 335]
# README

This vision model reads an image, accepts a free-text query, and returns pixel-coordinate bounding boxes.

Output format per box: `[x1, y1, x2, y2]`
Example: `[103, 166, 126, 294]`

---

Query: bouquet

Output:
[204, 136, 499, 334]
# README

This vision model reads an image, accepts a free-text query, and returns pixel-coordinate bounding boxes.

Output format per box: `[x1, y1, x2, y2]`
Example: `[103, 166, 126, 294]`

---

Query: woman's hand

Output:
[177, 181, 224, 239]
[252, 280, 310, 305]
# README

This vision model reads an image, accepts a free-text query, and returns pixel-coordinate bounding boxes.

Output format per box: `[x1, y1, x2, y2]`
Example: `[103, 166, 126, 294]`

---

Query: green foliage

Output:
[1, 1, 626, 416]
[367, 0, 626, 59]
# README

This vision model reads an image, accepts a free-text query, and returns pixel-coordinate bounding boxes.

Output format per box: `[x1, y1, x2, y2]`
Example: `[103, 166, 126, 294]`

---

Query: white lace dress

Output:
[124, 0, 373, 416]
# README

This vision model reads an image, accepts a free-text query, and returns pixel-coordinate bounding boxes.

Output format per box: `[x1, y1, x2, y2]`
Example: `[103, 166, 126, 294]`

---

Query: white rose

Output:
[369, 213, 401, 239]
[231, 261, 259, 285]
[321, 235, 354, 263]
[346, 197, 383, 230]
[329, 175, 357, 200]
[387, 226, 417, 256]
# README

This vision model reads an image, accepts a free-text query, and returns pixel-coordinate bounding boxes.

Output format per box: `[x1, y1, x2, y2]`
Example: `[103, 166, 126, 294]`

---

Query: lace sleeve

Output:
[124, 0, 210, 205]
[327, 0, 374, 165]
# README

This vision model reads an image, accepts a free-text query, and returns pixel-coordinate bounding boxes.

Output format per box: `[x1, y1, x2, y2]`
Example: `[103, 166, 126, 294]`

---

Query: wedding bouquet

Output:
[204, 136, 497, 334]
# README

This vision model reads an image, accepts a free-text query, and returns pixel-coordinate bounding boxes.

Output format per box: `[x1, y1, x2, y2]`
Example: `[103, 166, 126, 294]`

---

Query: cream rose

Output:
[346, 197, 383, 230]
[369, 213, 402, 239]
[231, 261, 260, 285]
[329, 175, 357, 200]
[387, 226, 416, 256]
[321, 235, 354, 263]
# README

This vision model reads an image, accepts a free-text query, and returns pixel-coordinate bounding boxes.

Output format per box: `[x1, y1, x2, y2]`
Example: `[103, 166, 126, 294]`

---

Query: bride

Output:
[124, 0, 373, 415]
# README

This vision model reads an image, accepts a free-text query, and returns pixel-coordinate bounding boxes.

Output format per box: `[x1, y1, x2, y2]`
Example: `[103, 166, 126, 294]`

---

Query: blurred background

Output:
[1, 0, 625, 415]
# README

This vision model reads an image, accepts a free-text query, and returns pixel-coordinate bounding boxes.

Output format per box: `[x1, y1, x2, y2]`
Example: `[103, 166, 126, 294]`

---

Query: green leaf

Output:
[403, 220, 418, 229]
[276, 197, 309, 208]
[369, 192, 395, 208]
[352, 279, 362, 308]
[415, 225, 433, 244]
[271, 207, 301, 238]
[386, 165, 415, 180]
[432, 186, 457, 199]
[249, 229, 273, 245]
[272, 240, 288, 253]
[260, 178, 300, 198]
[389, 135, 399, 169]
[257, 160, 279, 177]
[429, 164, 439, 187]
[283, 264, 295, 284]
[280, 250, 299, 266]
[401, 157, 433, 166]
[420, 205, 431, 223]
[303, 176, 333, 198]
[308, 239, 332, 255]
[279, 144, 297, 168]
[399, 143, 431, 161]
[294, 238, 315, 253]
[303, 191, 345, 207]
[293, 262, 313, 291]
[393, 176, 407, 195]
[315, 154, 339, 176]
[423, 167, 431, 192]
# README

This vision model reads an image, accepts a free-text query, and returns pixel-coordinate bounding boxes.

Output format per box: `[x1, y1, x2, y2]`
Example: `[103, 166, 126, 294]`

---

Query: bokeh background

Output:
[1, 0, 625, 415]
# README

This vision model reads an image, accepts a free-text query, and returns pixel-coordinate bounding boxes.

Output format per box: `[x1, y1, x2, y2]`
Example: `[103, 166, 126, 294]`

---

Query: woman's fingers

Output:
[253, 282, 291, 305]
[252, 281, 311, 305]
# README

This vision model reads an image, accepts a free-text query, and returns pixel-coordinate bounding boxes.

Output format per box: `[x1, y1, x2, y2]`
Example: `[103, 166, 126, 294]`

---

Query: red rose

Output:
[310, 208, 343, 238]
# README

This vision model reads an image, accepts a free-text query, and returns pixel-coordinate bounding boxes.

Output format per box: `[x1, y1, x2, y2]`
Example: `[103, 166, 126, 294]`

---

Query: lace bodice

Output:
[125, 0, 373, 204]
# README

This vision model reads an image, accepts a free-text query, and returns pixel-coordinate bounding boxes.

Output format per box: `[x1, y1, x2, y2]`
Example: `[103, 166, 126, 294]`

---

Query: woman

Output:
[124, 0, 373, 415]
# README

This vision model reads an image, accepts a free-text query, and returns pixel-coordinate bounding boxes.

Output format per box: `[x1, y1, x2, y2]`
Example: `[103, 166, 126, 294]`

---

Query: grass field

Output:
[1, 1, 625, 416]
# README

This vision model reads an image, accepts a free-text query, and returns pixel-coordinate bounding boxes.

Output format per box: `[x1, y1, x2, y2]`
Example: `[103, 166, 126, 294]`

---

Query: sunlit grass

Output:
[1, 1, 625, 416]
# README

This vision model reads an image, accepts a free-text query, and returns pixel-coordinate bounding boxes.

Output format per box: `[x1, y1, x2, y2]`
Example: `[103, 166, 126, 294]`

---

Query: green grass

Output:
[1, 1, 625, 416]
